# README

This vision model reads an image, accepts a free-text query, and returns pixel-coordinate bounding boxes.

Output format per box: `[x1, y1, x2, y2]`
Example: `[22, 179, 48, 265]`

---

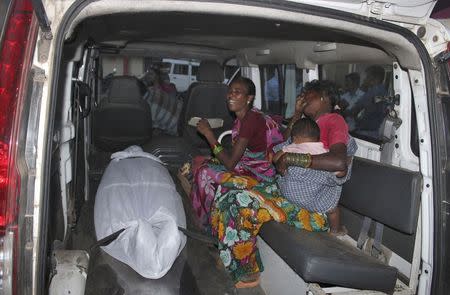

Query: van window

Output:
[321, 63, 394, 143]
[260, 65, 283, 116]
[101, 55, 145, 77]
[173, 64, 189, 75]
[284, 65, 303, 118]
[225, 65, 239, 81]
[191, 65, 199, 77]
[260, 64, 303, 118]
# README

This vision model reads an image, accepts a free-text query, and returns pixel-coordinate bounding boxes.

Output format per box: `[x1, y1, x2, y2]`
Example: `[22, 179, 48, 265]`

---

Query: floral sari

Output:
[210, 180, 328, 282]
[190, 108, 282, 226]
[190, 108, 329, 282]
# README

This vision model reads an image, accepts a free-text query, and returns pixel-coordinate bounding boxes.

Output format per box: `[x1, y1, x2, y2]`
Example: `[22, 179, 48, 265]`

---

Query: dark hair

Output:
[303, 79, 340, 109]
[345, 72, 360, 86]
[291, 117, 320, 141]
[232, 77, 256, 96]
[365, 65, 385, 84]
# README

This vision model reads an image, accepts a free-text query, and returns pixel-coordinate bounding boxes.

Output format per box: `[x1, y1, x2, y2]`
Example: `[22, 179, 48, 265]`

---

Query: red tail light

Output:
[0, 0, 34, 293]
[0, 0, 33, 231]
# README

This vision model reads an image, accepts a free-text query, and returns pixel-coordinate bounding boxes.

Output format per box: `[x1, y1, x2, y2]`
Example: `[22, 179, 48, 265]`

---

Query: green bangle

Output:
[285, 153, 312, 168]
[213, 144, 224, 156]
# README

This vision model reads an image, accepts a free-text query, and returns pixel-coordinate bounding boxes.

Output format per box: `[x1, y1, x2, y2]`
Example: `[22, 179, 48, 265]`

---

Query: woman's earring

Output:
[247, 101, 250, 104]
[320, 97, 324, 101]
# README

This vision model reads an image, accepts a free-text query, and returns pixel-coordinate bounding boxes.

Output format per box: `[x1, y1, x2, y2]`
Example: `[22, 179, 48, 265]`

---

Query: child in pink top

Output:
[282, 139, 329, 155]
[274, 118, 346, 233]
[274, 118, 346, 177]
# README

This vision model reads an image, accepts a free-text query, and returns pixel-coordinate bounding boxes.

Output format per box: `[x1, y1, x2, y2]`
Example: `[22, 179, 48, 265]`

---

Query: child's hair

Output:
[291, 118, 320, 141]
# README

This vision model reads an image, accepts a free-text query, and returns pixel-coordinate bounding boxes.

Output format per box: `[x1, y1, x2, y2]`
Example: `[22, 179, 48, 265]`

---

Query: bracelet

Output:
[284, 153, 312, 168]
[210, 141, 219, 149]
[213, 143, 224, 156]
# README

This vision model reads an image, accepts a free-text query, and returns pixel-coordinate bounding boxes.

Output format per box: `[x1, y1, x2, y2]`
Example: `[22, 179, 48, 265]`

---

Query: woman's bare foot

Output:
[235, 272, 260, 289]
[329, 225, 348, 236]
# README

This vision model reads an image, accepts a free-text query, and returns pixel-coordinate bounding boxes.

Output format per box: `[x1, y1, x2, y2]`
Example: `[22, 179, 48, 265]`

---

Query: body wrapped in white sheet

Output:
[94, 146, 186, 279]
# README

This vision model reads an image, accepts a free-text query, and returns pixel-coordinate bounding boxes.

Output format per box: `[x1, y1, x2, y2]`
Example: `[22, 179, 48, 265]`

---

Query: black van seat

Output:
[93, 76, 152, 151]
[142, 135, 201, 170]
[260, 222, 398, 292]
[180, 60, 233, 149]
[259, 157, 422, 293]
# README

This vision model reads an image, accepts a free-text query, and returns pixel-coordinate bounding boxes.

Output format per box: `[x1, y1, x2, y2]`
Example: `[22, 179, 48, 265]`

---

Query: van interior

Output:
[44, 3, 435, 294]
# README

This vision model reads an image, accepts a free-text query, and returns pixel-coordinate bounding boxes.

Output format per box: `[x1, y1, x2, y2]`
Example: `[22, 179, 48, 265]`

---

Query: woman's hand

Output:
[283, 94, 306, 140]
[294, 93, 307, 116]
[197, 118, 214, 139]
[275, 153, 288, 176]
[272, 150, 284, 164]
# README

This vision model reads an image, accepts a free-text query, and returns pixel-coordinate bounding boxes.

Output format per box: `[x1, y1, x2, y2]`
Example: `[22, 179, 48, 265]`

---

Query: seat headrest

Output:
[107, 76, 145, 102]
[197, 60, 224, 82]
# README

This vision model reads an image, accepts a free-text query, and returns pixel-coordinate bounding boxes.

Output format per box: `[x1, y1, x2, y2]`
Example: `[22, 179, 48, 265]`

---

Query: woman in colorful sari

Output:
[191, 77, 282, 226]
[190, 77, 329, 288]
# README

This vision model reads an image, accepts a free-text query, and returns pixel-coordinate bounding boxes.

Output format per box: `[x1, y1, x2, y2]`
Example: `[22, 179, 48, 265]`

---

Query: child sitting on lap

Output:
[274, 118, 349, 235]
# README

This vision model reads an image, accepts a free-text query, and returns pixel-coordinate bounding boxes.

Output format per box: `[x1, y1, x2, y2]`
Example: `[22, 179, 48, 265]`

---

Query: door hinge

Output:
[31, 0, 53, 63]
[367, 0, 392, 19]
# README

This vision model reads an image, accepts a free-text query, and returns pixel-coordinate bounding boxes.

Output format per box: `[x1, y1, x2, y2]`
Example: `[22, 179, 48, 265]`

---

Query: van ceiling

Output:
[72, 12, 392, 65]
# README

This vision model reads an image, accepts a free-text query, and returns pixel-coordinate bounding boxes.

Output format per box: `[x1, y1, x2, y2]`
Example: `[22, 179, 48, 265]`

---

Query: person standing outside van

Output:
[339, 72, 365, 131]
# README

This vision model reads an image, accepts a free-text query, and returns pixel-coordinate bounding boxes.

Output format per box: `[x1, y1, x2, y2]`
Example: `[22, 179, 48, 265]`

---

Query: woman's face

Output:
[302, 90, 323, 117]
[227, 82, 252, 113]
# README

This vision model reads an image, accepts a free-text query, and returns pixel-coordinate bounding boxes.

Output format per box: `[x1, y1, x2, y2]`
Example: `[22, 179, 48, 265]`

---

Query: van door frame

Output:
[43, 1, 443, 295]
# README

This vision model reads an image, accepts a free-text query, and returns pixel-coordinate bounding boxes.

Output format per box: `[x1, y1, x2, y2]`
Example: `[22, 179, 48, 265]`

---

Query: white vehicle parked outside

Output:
[163, 58, 200, 92]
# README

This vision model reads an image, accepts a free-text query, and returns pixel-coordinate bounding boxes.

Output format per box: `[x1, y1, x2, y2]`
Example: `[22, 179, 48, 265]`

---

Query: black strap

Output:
[89, 226, 217, 253]
[177, 226, 217, 246]
[89, 228, 126, 252]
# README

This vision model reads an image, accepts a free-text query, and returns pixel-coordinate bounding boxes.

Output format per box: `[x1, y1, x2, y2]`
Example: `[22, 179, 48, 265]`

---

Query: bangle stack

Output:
[212, 143, 224, 156]
[285, 153, 312, 168]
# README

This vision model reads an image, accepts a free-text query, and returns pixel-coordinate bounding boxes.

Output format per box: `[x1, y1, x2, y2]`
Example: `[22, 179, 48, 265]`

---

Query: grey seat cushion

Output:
[341, 158, 422, 234]
[94, 76, 152, 151]
[180, 61, 234, 148]
[259, 221, 398, 293]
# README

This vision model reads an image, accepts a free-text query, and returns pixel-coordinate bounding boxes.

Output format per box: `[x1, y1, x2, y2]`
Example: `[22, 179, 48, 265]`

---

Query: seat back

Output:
[93, 76, 152, 151]
[341, 157, 422, 234]
[180, 60, 234, 148]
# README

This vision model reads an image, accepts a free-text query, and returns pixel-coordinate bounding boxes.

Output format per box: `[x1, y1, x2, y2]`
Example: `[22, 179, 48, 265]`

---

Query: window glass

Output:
[259, 64, 303, 118]
[261, 65, 282, 116]
[225, 65, 239, 80]
[173, 64, 189, 75]
[322, 63, 394, 143]
[284, 65, 303, 118]
[102, 56, 124, 77]
[191, 65, 199, 77]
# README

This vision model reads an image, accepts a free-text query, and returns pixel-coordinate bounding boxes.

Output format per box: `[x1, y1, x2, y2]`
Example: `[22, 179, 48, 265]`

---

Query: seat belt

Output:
[357, 216, 385, 258]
